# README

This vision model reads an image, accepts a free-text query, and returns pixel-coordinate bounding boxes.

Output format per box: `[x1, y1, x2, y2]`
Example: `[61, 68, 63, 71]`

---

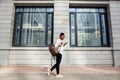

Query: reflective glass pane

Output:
[23, 8, 30, 12]
[77, 8, 99, 12]
[21, 13, 46, 46]
[23, 8, 46, 12]
[69, 8, 76, 12]
[76, 13, 101, 46]
[70, 8, 109, 47]
[13, 7, 53, 47]
[101, 14, 107, 46]
[70, 8, 106, 13]
[16, 8, 23, 12]
[34, 8, 46, 12]
[47, 14, 52, 45]
[47, 8, 54, 12]
[14, 13, 21, 45]
[99, 9, 106, 13]
[70, 14, 76, 46]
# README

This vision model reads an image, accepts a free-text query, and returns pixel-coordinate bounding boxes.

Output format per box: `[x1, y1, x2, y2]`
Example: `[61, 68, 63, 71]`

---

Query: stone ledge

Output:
[0, 47, 112, 51]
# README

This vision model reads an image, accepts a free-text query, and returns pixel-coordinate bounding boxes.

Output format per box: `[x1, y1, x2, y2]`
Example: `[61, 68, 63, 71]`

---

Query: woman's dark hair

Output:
[60, 32, 64, 37]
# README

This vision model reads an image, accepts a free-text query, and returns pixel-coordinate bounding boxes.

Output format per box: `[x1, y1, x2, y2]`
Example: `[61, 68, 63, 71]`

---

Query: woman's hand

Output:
[58, 42, 63, 47]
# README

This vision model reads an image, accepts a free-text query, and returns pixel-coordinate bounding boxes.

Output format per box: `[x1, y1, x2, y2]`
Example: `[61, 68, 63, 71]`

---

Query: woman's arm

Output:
[63, 42, 68, 47]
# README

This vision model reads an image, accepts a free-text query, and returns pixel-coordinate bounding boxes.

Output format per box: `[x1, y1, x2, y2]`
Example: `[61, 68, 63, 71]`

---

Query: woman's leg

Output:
[50, 53, 62, 74]
[56, 53, 62, 74]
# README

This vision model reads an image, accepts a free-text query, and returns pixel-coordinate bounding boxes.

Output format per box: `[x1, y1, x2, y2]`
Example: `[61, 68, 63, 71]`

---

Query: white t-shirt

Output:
[55, 39, 64, 54]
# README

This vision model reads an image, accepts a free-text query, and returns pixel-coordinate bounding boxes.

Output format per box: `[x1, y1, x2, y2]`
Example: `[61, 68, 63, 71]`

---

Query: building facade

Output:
[0, 0, 120, 67]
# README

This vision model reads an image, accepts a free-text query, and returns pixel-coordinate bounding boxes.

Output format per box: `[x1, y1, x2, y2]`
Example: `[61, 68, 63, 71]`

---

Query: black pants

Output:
[50, 53, 62, 74]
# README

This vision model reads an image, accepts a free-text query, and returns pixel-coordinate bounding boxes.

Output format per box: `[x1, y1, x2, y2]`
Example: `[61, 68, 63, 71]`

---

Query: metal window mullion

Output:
[104, 13, 110, 47]
[51, 13, 54, 44]
[19, 11, 24, 46]
[69, 13, 72, 46]
[27, 11, 31, 46]
[75, 13, 78, 46]
[69, 13, 73, 46]
[12, 13, 17, 46]
[45, 13, 48, 46]
[99, 13, 104, 46]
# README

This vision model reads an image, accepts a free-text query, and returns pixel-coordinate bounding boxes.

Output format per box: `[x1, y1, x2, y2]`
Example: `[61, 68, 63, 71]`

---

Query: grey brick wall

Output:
[0, 0, 120, 67]
[110, 1, 120, 67]
[9, 50, 51, 67]
[54, 0, 69, 46]
[0, 0, 13, 49]
[0, 0, 13, 66]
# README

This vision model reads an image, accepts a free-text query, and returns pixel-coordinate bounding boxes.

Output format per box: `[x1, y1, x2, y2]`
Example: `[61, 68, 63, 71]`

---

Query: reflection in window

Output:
[13, 7, 53, 47]
[70, 8, 110, 47]
[70, 14, 76, 45]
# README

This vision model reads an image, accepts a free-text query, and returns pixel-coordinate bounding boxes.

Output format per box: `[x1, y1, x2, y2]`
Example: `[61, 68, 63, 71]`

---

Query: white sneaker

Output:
[47, 69, 51, 76]
[56, 74, 63, 78]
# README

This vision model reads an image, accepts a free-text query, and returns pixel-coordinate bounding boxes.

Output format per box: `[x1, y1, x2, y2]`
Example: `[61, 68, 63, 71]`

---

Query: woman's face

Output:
[60, 35, 65, 40]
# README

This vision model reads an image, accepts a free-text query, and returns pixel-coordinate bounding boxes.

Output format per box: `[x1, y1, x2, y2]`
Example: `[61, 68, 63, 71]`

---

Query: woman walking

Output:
[48, 32, 67, 78]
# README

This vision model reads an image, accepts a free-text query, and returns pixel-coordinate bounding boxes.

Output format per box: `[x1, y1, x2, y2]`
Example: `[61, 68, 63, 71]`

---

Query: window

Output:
[13, 7, 54, 47]
[70, 7, 110, 47]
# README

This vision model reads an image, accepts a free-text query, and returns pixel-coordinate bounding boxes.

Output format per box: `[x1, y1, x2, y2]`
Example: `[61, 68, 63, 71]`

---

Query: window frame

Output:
[12, 6, 54, 47]
[69, 7, 110, 47]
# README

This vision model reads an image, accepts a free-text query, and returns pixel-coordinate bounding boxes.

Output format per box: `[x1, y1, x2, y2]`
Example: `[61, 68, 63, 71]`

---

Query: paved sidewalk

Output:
[0, 66, 120, 80]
